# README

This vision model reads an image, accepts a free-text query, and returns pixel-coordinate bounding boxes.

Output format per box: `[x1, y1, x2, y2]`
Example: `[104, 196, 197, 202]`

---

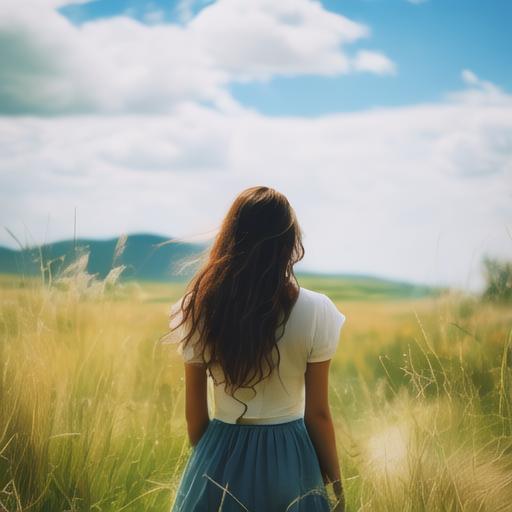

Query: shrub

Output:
[481, 255, 512, 304]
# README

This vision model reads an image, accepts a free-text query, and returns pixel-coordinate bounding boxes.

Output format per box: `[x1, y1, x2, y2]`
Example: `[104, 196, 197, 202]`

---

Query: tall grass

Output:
[0, 248, 188, 511]
[330, 294, 512, 511]
[0, 247, 511, 511]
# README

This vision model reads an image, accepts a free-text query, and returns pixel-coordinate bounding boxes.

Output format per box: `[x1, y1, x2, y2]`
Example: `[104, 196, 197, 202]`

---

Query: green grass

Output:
[0, 267, 511, 511]
[296, 272, 442, 301]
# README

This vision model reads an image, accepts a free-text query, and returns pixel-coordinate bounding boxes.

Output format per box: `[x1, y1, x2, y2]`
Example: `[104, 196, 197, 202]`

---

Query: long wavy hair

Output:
[167, 186, 305, 417]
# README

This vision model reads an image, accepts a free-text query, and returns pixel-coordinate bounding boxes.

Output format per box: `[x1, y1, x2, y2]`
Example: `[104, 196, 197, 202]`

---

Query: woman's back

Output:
[171, 286, 346, 425]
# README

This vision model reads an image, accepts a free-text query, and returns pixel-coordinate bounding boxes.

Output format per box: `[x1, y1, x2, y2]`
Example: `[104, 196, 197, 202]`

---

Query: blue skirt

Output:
[170, 417, 333, 511]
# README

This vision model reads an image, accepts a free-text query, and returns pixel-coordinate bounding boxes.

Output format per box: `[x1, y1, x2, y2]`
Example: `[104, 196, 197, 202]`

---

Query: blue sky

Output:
[1, 0, 511, 291]
[58, 0, 512, 115]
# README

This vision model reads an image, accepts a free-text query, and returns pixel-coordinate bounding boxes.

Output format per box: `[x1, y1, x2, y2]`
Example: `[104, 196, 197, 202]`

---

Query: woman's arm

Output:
[304, 360, 345, 509]
[184, 362, 210, 447]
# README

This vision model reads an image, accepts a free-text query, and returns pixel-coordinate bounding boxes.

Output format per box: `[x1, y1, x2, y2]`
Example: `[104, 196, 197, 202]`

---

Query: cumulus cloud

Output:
[453, 69, 511, 105]
[0, 0, 509, 291]
[0, 3, 233, 114]
[188, 0, 368, 80]
[141, 8, 166, 25]
[0, 0, 394, 114]
[175, 0, 206, 23]
[1, 73, 511, 291]
[352, 49, 396, 75]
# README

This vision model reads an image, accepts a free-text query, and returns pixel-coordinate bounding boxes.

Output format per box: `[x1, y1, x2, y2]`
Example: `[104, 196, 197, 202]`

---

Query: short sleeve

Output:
[307, 294, 346, 363]
[167, 298, 205, 365]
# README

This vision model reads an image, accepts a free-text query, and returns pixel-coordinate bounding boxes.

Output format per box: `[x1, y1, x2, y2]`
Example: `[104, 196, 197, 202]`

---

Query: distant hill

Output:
[0, 233, 207, 282]
[294, 272, 441, 301]
[0, 233, 442, 299]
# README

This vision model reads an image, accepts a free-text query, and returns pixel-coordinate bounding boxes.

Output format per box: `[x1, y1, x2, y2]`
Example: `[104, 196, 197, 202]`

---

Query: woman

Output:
[165, 186, 346, 511]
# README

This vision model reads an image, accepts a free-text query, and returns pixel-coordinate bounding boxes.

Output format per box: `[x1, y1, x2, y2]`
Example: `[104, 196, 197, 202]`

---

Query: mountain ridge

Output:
[0, 232, 440, 298]
[0, 232, 206, 282]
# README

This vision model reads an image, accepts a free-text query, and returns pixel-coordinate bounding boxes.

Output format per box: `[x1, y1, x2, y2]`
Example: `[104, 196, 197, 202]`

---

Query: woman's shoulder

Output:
[298, 286, 345, 322]
[299, 287, 346, 363]
[298, 286, 332, 308]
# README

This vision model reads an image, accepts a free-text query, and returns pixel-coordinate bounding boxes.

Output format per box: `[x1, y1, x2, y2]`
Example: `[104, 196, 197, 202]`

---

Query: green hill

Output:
[295, 272, 442, 301]
[0, 233, 206, 282]
[0, 233, 442, 299]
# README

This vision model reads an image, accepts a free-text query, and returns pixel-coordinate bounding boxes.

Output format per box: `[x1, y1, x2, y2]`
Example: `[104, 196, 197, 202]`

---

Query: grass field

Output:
[1, 265, 511, 511]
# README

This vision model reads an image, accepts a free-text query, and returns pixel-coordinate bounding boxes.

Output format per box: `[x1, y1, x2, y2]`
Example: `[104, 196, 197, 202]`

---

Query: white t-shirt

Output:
[167, 286, 346, 424]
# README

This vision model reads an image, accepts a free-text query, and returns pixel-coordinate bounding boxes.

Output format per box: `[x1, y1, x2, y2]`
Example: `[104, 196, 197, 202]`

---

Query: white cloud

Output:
[175, 0, 199, 23]
[0, 1, 509, 292]
[1, 74, 511, 292]
[454, 69, 509, 105]
[461, 69, 479, 85]
[188, 0, 369, 80]
[352, 50, 396, 75]
[142, 9, 166, 25]
[0, 0, 393, 114]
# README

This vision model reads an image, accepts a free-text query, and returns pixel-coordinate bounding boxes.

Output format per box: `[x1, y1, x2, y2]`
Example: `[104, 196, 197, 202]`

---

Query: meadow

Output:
[0, 258, 511, 511]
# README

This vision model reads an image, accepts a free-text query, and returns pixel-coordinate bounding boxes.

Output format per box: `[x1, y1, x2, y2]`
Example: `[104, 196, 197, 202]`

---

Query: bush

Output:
[481, 255, 512, 303]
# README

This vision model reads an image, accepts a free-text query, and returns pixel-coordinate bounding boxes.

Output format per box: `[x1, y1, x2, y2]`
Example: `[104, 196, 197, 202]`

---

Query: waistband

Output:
[210, 415, 304, 427]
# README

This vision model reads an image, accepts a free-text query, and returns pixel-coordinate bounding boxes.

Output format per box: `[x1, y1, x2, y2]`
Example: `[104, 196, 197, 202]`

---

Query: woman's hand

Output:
[326, 479, 345, 512]
[322, 475, 345, 509]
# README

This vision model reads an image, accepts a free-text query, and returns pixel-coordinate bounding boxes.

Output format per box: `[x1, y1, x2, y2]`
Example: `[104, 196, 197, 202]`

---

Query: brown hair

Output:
[168, 186, 304, 417]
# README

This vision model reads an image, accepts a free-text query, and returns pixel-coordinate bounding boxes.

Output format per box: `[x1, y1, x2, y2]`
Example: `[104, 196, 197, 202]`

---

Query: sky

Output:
[0, 0, 511, 292]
